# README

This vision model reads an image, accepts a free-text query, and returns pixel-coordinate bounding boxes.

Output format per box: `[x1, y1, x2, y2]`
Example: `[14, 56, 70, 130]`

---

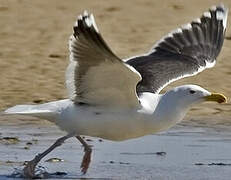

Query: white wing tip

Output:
[77, 14, 83, 21]
[181, 23, 192, 30]
[91, 14, 99, 32]
[192, 18, 201, 23]
[210, 5, 217, 11]
[210, 4, 228, 30]
[75, 10, 99, 33]
[203, 11, 211, 18]
[83, 10, 89, 16]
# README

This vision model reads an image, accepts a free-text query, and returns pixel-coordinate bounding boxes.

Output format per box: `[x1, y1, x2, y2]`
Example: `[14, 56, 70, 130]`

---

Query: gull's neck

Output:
[139, 92, 190, 133]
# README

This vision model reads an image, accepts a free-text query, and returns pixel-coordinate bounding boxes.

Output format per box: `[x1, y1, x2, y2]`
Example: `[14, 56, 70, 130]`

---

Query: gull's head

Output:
[165, 85, 227, 106]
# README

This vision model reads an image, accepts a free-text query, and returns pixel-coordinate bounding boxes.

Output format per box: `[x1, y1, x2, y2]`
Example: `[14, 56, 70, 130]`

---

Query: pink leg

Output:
[23, 133, 74, 178]
[76, 136, 92, 174]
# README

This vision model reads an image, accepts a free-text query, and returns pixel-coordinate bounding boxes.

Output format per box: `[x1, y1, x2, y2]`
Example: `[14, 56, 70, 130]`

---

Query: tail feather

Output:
[4, 105, 56, 121]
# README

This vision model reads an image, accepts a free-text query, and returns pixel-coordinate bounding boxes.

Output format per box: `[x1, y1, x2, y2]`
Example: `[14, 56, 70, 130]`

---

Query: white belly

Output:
[54, 105, 156, 141]
[53, 104, 184, 141]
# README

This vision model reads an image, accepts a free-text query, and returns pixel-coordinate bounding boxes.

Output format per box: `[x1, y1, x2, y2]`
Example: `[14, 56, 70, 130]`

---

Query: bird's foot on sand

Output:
[23, 159, 37, 178]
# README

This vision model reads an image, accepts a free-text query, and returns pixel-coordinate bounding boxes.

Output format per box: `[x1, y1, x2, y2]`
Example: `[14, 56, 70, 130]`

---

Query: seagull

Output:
[4, 4, 228, 178]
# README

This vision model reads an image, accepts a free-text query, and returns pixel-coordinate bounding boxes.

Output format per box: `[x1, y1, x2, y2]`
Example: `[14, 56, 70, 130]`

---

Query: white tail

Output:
[4, 104, 57, 121]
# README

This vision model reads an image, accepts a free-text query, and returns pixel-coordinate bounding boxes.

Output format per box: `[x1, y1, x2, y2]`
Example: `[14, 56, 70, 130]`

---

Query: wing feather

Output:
[126, 5, 228, 94]
[66, 11, 141, 107]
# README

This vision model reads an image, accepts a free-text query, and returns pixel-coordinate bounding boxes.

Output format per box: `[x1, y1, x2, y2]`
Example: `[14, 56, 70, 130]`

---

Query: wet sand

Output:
[1, 0, 231, 179]
[1, 116, 231, 180]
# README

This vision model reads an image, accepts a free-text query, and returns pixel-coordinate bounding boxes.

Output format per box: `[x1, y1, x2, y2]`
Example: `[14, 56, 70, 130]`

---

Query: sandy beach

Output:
[0, 0, 231, 179]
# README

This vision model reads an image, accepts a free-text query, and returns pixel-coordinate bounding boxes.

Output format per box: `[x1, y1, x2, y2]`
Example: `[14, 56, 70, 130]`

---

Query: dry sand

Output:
[0, 0, 231, 179]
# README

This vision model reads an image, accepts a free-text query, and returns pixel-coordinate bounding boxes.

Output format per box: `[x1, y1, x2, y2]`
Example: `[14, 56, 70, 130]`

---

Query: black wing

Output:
[126, 5, 228, 94]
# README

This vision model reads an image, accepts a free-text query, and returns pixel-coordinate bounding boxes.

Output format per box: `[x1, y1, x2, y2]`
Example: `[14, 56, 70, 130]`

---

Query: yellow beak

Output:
[204, 93, 227, 103]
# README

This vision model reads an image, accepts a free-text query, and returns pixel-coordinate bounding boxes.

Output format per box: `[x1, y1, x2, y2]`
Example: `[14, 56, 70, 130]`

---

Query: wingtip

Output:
[76, 10, 91, 27]
[89, 13, 99, 32]
[209, 4, 228, 30]
[210, 3, 227, 12]
[74, 10, 99, 33]
[83, 10, 89, 17]
[181, 23, 192, 30]
[185, 4, 228, 34]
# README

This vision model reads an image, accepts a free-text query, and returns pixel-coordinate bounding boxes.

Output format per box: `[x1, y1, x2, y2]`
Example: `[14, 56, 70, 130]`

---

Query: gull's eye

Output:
[189, 90, 196, 94]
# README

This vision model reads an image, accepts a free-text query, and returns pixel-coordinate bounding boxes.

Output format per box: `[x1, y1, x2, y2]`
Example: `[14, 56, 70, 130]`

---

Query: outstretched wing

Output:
[65, 11, 141, 108]
[126, 5, 228, 94]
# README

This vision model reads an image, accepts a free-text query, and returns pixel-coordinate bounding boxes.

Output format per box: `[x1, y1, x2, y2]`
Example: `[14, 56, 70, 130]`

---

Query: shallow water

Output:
[1, 117, 231, 180]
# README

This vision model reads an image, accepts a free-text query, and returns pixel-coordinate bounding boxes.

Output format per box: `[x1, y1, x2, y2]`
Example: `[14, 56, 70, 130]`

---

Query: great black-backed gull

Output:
[4, 4, 228, 178]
